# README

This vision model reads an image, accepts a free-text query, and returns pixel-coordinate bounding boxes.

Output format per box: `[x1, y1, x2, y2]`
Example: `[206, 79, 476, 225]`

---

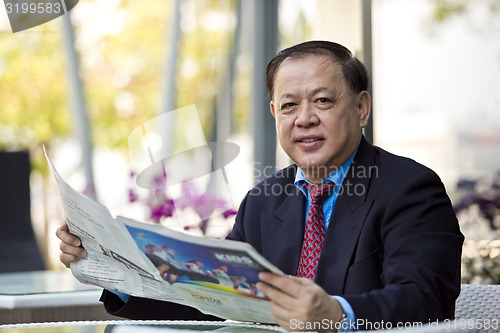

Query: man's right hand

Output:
[56, 221, 87, 268]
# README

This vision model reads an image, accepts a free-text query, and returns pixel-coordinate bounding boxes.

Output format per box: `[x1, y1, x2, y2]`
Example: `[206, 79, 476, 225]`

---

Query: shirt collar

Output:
[294, 152, 356, 195]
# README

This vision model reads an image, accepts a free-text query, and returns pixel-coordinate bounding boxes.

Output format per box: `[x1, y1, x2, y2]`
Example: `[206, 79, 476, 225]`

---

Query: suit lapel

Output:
[316, 137, 377, 294]
[260, 170, 306, 276]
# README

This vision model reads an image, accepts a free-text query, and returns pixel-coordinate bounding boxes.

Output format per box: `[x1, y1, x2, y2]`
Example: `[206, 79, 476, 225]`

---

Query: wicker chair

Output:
[363, 285, 500, 333]
[454, 284, 500, 333]
[456, 284, 500, 319]
[368, 326, 478, 333]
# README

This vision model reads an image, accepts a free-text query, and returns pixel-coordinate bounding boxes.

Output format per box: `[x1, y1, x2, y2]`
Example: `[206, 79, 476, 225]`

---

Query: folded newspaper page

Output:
[46, 150, 282, 323]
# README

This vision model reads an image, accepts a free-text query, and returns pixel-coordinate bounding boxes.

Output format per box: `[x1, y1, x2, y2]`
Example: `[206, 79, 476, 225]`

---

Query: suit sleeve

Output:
[225, 191, 249, 242]
[343, 168, 463, 328]
[100, 289, 224, 321]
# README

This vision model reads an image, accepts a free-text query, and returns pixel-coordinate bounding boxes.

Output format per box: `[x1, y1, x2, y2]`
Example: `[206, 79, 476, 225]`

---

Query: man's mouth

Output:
[296, 136, 323, 143]
[295, 136, 324, 149]
[299, 138, 321, 142]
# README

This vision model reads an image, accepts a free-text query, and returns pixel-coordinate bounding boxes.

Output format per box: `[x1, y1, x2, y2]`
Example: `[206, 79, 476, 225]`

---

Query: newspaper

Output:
[46, 151, 282, 324]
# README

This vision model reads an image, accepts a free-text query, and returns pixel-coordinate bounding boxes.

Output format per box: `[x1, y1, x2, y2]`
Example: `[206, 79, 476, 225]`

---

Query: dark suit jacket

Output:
[101, 137, 463, 328]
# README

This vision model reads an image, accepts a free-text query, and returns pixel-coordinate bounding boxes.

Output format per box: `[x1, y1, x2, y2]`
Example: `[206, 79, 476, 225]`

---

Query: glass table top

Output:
[0, 271, 98, 296]
[0, 320, 286, 333]
[0, 270, 103, 309]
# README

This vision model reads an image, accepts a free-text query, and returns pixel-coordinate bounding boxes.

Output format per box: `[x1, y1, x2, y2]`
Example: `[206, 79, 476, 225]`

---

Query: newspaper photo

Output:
[45, 149, 282, 323]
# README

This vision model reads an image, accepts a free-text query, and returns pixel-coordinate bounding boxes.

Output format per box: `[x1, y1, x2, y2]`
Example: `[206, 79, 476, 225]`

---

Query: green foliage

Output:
[431, 0, 467, 23]
[73, 0, 169, 152]
[430, 0, 499, 23]
[73, 0, 239, 153]
[0, 21, 70, 173]
[1, 0, 240, 173]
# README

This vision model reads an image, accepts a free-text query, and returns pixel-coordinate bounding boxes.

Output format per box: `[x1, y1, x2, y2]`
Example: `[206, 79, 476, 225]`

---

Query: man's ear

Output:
[357, 91, 371, 128]
[270, 101, 277, 119]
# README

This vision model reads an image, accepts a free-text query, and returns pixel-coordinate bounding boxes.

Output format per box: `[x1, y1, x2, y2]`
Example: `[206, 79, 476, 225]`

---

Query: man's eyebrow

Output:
[277, 93, 298, 100]
[277, 87, 334, 100]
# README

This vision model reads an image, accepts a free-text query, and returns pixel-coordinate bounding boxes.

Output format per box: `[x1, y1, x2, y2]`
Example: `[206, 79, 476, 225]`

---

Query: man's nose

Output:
[294, 103, 319, 127]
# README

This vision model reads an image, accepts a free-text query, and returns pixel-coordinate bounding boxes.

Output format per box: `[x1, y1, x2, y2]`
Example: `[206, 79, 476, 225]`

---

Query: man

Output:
[57, 40, 463, 331]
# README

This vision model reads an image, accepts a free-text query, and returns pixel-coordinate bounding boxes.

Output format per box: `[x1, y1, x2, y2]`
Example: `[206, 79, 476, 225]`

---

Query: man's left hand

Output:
[257, 272, 344, 332]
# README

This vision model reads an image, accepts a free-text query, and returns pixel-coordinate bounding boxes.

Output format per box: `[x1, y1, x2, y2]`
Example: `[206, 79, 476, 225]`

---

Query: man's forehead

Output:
[275, 55, 343, 84]
[273, 56, 345, 97]
[280, 54, 339, 70]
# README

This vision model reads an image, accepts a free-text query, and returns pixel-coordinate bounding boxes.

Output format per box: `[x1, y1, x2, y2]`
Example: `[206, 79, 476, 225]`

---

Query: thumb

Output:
[58, 220, 68, 231]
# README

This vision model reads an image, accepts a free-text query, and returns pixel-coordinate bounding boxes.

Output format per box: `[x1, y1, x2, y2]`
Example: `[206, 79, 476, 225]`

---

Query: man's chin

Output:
[297, 164, 335, 181]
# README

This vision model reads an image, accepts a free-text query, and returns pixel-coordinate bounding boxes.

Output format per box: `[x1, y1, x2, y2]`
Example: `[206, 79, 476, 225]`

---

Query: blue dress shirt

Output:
[110, 289, 130, 303]
[294, 152, 357, 332]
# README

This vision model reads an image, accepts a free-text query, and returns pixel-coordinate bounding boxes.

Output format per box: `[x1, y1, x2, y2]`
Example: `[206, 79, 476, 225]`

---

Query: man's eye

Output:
[281, 102, 296, 110]
[317, 98, 329, 103]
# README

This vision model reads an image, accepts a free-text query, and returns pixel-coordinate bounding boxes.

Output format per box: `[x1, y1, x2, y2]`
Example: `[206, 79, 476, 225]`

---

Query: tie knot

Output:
[304, 182, 335, 203]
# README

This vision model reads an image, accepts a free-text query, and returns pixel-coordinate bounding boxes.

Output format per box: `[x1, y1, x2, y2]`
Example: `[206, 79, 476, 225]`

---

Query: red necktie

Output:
[297, 182, 335, 279]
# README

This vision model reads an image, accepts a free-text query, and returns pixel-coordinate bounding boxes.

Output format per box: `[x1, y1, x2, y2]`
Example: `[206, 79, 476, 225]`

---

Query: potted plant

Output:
[454, 171, 500, 284]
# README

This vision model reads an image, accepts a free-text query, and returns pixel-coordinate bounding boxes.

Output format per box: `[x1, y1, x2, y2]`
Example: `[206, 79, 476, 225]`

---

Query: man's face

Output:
[270, 55, 370, 183]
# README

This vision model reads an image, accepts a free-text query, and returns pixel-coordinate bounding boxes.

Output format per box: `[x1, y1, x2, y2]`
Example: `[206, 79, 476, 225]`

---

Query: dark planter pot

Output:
[0, 151, 46, 273]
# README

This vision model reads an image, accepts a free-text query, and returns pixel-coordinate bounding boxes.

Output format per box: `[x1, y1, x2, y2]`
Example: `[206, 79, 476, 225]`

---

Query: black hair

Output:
[266, 40, 369, 97]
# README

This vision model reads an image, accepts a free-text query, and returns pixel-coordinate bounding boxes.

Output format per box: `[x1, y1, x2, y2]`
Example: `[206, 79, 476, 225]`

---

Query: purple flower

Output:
[152, 172, 167, 190]
[162, 198, 175, 217]
[128, 168, 236, 234]
[199, 219, 209, 234]
[128, 188, 139, 203]
[193, 200, 216, 221]
[176, 181, 199, 210]
[149, 198, 175, 223]
[175, 181, 235, 221]
[222, 208, 238, 219]
[150, 205, 164, 223]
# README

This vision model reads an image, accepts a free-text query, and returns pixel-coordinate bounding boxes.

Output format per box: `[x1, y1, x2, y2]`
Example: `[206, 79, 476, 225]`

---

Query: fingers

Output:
[257, 272, 343, 332]
[258, 272, 313, 297]
[56, 221, 87, 268]
[56, 221, 81, 247]
[256, 280, 296, 327]
[256, 278, 294, 306]
[59, 251, 84, 269]
[58, 238, 87, 259]
[257, 273, 310, 315]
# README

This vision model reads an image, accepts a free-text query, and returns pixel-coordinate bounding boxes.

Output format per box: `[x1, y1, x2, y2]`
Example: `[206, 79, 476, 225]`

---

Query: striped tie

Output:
[297, 182, 335, 279]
